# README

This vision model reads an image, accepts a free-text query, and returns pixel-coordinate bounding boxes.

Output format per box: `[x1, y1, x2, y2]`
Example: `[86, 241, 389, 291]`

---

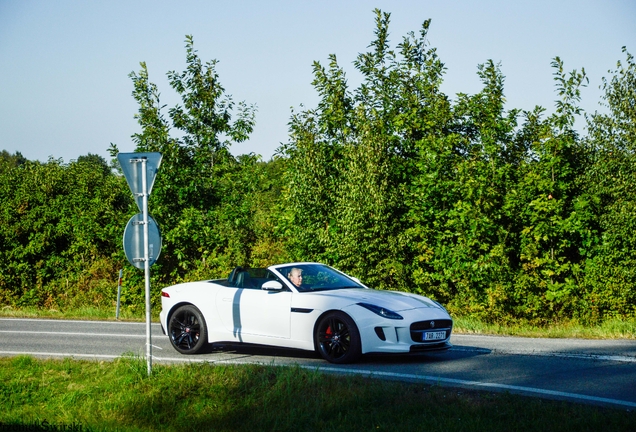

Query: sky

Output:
[1, 0, 634, 163]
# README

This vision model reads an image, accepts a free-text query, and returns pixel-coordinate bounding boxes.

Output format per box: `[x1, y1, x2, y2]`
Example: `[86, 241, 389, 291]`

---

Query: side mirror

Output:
[351, 277, 361, 284]
[262, 280, 284, 291]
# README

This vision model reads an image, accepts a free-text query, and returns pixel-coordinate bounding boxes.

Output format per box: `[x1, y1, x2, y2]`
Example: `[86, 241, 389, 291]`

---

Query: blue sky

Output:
[1, 0, 634, 163]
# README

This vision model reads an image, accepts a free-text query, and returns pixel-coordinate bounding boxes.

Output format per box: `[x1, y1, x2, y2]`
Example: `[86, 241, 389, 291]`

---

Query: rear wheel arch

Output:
[166, 301, 195, 325]
[167, 303, 208, 354]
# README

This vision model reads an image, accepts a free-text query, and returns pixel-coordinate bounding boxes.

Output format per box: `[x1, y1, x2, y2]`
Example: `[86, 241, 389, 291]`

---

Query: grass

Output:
[453, 316, 636, 339]
[1, 355, 634, 432]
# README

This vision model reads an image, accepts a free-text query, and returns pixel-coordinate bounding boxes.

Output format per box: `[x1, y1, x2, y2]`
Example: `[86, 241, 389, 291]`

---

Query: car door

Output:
[216, 287, 291, 340]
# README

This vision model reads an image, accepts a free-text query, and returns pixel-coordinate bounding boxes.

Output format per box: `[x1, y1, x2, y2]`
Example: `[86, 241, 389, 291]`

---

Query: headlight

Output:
[357, 303, 403, 320]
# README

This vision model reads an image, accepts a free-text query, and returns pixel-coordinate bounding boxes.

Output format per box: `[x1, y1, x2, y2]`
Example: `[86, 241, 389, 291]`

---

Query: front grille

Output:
[410, 319, 452, 331]
[410, 319, 452, 343]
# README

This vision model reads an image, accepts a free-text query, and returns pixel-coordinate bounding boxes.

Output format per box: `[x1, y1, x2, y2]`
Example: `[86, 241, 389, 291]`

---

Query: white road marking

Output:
[0, 330, 145, 338]
[0, 351, 121, 359]
[452, 347, 636, 363]
[0, 318, 147, 325]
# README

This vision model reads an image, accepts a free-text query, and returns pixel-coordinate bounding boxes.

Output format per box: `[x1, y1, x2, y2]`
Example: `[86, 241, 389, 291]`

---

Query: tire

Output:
[168, 305, 208, 354]
[315, 311, 361, 364]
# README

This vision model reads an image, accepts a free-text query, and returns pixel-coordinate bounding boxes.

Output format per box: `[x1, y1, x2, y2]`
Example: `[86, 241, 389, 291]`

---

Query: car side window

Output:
[235, 269, 289, 291]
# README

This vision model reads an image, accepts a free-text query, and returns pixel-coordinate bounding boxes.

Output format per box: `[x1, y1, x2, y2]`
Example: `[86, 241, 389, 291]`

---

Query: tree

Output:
[0, 150, 27, 172]
[410, 60, 523, 318]
[507, 58, 590, 320]
[111, 35, 258, 282]
[580, 47, 636, 321]
[0, 155, 130, 308]
[283, 10, 450, 290]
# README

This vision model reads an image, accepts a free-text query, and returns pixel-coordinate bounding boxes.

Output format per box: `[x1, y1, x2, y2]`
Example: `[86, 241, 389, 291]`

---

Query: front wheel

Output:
[315, 312, 361, 364]
[168, 305, 208, 354]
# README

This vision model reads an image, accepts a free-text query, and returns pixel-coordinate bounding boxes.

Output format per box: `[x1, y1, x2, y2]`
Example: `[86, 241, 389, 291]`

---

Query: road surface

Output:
[1, 317, 635, 408]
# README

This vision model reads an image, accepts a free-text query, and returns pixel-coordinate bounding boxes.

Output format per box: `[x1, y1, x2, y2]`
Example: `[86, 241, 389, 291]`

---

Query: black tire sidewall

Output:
[315, 311, 361, 364]
[169, 304, 208, 354]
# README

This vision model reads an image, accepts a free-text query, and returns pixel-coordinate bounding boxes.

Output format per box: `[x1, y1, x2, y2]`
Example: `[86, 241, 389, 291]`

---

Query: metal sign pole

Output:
[116, 269, 123, 320]
[118, 151, 162, 377]
[141, 158, 152, 376]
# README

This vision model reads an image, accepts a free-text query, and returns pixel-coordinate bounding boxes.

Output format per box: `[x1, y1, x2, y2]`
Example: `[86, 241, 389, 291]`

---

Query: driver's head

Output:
[289, 268, 303, 287]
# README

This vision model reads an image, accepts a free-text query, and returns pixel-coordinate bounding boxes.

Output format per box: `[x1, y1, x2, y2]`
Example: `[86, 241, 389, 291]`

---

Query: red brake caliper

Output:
[326, 326, 333, 339]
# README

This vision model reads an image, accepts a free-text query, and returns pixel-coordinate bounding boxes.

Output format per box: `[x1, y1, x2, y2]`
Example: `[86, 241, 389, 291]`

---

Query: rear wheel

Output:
[315, 312, 361, 364]
[168, 305, 208, 354]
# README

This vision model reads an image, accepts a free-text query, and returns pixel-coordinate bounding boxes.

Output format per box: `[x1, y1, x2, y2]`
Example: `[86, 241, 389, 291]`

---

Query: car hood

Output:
[311, 288, 442, 312]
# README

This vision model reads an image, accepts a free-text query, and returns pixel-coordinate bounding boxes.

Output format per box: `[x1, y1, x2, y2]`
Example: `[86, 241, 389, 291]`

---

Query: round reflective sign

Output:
[123, 213, 162, 269]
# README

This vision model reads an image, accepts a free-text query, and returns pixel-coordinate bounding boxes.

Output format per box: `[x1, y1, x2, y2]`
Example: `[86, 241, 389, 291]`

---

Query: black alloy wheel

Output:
[168, 305, 208, 354]
[315, 311, 361, 364]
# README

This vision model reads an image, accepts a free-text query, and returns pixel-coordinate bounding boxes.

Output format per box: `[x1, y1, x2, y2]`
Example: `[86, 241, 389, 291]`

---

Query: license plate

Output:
[423, 331, 446, 341]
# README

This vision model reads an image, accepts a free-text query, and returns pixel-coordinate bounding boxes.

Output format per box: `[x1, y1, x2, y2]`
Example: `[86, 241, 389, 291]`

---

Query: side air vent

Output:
[374, 327, 386, 341]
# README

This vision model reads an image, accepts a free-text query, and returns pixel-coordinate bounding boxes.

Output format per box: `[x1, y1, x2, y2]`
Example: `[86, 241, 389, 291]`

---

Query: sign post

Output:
[118, 152, 162, 376]
[116, 269, 123, 320]
[141, 156, 152, 376]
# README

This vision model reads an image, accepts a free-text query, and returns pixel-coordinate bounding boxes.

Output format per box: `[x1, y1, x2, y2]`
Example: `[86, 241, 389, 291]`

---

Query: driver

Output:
[288, 267, 304, 288]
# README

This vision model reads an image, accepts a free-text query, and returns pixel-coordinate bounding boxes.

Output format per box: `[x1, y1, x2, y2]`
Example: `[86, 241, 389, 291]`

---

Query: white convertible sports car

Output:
[160, 263, 453, 363]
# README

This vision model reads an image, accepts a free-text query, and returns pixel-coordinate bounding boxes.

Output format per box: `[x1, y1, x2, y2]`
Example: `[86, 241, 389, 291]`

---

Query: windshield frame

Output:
[270, 263, 366, 293]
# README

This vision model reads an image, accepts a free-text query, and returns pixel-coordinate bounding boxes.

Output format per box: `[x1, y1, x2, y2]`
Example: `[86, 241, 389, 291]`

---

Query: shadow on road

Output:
[203, 342, 320, 360]
[361, 345, 491, 365]
[193, 342, 491, 365]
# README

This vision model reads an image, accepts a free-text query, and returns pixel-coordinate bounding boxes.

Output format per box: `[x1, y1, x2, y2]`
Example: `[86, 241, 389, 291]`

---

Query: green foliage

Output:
[409, 60, 523, 318]
[504, 59, 590, 321]
[0, 150, 27, 171]
[1, 13, 635, 325]
[578, 47, 636, 322]
[283, 10, 448, 290]
[112, 35, 263, 284]
[281, 9, 635, 323]
[0, 154, 130, 308]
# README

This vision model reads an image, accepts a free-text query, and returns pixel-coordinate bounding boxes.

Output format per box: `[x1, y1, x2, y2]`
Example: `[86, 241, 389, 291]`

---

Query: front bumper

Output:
[343, 304, 453, 354]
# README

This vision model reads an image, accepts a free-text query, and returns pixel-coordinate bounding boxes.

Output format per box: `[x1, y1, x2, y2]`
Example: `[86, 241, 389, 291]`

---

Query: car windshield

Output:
[277, 264, 364, 292]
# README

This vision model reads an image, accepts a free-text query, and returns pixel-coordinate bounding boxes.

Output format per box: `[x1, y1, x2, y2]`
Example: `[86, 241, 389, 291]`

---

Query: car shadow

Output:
[202, 342, 321, 360]
[197, 342, 491, 365]
[360, 344, 492, 365]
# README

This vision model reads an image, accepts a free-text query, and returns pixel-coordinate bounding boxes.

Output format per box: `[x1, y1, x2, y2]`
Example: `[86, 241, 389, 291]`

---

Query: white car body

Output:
[160, 263, 452, 363]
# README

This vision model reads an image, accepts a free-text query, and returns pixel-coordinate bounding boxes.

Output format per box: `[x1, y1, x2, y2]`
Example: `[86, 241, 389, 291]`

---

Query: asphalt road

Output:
[2, 317, 635, 409]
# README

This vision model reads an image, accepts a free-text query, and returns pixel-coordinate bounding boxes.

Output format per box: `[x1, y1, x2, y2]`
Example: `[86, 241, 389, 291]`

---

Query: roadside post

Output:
[118, 152, 163, 376]
[115, 269, 123, 320]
